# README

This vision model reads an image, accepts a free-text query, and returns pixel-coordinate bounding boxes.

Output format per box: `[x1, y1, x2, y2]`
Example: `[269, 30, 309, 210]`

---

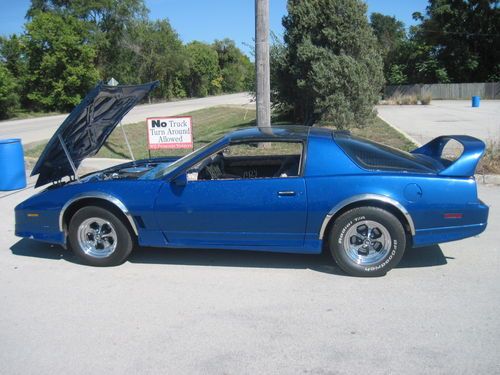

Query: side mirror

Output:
[172, 173, 187, 187]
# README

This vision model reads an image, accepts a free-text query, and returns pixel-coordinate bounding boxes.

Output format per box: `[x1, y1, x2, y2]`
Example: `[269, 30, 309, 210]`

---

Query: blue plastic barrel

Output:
[472, 96, 480, 107]
[0, 139, 27, 191]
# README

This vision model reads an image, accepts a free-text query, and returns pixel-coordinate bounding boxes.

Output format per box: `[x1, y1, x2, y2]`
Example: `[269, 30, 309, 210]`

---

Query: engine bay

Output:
[82, 160, 166, 183]
[45, 158, 179, 189]
[96, 165, 157, 181]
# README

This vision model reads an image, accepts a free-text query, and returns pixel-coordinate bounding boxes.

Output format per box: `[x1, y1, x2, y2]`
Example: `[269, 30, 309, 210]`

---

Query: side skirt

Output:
[139, 232, 323, 254]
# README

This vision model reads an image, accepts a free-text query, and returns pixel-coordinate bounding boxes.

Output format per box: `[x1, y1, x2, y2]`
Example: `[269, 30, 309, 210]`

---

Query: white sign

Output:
[147, 116, 193, 150]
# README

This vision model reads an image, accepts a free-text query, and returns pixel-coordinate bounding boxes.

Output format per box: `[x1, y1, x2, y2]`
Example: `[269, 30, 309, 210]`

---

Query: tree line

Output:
[1, 0, 498, 129]
[370, 0, 499, 86]
[270, 0, 499, 129]
[0, 0, 254, 119]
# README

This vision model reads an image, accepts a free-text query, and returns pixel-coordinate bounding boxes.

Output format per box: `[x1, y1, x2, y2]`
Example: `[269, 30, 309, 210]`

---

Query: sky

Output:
[0, 0, 429, 55]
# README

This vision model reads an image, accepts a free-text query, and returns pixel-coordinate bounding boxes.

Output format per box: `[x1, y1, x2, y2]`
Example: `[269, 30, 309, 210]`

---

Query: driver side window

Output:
[187, 141, 303, 181]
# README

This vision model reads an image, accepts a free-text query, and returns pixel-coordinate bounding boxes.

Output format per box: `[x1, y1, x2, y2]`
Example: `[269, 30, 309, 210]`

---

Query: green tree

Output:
[0, 35, 26, 78]
[275, 0, 384, 128]
[413, 0, 500, 82]
[0, 35, 27, 108]
[23, 12, 100, 111]
[126, 19, 189, 99]
[370, 13, 408, 84]
[185, 41, 220, 97]
[386, 64, 407, 85]
[27, 0, 148, 83]
[377, 41, 447, 85]
[270, 32, 291, 111]
[212, 39, 254, 92]
[370, 13, 406, 57]
[368, 10, 452, 85]
[0, 63, 20, 119]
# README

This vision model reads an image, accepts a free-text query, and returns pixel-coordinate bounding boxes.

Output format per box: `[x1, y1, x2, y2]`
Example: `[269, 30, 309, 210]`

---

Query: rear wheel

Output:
[68, 206, 134, 266]
[328, 206, 406, 277]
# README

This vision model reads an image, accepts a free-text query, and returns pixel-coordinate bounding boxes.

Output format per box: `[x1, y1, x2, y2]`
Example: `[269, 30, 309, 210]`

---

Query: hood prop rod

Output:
[120, 121, 136, 166]
[58, 134, 81, 183]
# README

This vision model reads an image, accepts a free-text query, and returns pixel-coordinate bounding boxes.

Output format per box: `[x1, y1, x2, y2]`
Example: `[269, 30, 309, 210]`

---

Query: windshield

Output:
[141, 139, 222, 180]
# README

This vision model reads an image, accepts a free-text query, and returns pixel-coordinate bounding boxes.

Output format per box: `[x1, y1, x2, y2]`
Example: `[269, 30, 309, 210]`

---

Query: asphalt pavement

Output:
[0, 179, 499, 374]
[1, 95, 499, 374]
[0, 92, 253, 145]
[377, 100, 500, 145]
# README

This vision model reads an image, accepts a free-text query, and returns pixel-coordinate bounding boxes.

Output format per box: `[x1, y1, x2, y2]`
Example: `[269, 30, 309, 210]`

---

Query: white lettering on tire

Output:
[337, 216, 365, 244]
[364, 240, 398, 272]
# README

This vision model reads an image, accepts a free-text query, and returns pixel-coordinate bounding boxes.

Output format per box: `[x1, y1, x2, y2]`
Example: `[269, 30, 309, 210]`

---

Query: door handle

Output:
[278, 191, 296, 196]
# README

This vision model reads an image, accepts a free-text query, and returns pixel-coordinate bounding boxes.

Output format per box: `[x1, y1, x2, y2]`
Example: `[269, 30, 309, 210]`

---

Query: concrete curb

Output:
[377, 113, 422, 147]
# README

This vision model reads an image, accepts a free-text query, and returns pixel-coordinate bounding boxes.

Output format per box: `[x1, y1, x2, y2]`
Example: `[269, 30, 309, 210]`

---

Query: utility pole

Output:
[255, 0, 271, 129]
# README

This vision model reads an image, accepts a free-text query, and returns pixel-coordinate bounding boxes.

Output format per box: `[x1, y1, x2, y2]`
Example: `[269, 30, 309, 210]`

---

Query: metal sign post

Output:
[108, 77, 135, 162]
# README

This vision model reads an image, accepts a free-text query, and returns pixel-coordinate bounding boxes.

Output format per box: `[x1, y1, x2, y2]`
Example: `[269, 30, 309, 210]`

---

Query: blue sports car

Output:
[15, 83, 489, 276]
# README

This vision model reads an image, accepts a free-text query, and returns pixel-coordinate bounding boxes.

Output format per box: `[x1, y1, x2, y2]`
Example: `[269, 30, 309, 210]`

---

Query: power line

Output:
[404, 26, 500, 37]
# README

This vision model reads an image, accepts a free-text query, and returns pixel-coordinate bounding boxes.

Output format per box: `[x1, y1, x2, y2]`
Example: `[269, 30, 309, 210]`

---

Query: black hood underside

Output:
[31, 81, 159, 187]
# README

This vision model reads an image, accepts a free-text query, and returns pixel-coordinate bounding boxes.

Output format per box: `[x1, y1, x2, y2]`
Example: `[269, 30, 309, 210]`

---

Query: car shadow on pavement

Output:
[10, 238, 78, 264]
[10, 239, 448, 275]
[397, 245, 450, 268]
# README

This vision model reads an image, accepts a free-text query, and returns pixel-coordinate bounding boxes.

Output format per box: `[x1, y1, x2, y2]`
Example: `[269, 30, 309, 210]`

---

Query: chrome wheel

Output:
[343, 220, 391, 266]
[77, 217, 118, 258]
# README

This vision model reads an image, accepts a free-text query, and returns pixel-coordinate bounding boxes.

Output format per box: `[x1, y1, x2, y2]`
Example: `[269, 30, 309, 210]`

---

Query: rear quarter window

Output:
[334, 135, 437, 173]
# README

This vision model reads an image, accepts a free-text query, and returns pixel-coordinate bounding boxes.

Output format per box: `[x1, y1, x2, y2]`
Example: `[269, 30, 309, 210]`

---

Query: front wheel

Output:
[68, 206, 134, 266]
[328, 207, 406, 277]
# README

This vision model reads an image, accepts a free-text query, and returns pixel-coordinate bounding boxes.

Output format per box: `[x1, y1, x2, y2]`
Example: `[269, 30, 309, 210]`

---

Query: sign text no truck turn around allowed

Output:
[146, 116, 193, 150]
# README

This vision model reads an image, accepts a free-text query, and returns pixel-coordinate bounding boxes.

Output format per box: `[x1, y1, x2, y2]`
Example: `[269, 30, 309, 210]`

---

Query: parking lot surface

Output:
[377, 100, 500, 145]
[0, 181, 499, 374]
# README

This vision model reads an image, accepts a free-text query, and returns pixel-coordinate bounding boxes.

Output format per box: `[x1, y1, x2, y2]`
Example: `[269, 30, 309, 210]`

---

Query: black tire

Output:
[68, 206, 134, 266]
[328, 206, 406, 277]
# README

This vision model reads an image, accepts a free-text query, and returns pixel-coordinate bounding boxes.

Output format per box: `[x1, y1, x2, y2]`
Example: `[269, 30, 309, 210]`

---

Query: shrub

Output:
[420, 92, 432, 105]
[273, 0, 384, 129]
[399, 95, 418, 105]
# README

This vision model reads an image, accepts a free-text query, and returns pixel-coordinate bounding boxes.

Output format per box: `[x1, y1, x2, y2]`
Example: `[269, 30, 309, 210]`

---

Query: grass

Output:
[352, 117, 418, 151]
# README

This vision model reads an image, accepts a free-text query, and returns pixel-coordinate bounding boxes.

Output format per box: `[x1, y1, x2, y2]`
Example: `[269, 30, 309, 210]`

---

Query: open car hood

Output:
[31, 81, 159, 187]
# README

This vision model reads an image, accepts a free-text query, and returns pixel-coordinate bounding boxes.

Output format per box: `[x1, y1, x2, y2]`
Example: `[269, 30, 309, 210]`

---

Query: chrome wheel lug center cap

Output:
[343, 220, 392, 266]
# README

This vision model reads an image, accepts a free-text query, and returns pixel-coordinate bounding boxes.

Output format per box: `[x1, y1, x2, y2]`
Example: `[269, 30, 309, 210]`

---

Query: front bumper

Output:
[15, 207, 65, 245]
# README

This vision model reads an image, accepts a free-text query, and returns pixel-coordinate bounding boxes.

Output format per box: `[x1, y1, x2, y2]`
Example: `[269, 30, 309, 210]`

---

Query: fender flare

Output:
[59, 192, 139, 236]
[319, 194, 415, 240]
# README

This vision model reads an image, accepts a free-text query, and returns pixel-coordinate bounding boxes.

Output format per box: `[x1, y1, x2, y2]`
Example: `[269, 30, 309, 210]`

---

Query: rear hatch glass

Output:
[334, 134, 442, 173]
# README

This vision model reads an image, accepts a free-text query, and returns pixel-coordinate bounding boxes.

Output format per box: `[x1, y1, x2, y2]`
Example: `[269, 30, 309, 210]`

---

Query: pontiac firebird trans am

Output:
[15, 82, 489, 276]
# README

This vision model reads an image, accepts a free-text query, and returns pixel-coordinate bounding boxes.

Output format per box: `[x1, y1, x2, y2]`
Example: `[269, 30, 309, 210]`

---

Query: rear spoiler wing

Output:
[411, 135, 486, 177]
